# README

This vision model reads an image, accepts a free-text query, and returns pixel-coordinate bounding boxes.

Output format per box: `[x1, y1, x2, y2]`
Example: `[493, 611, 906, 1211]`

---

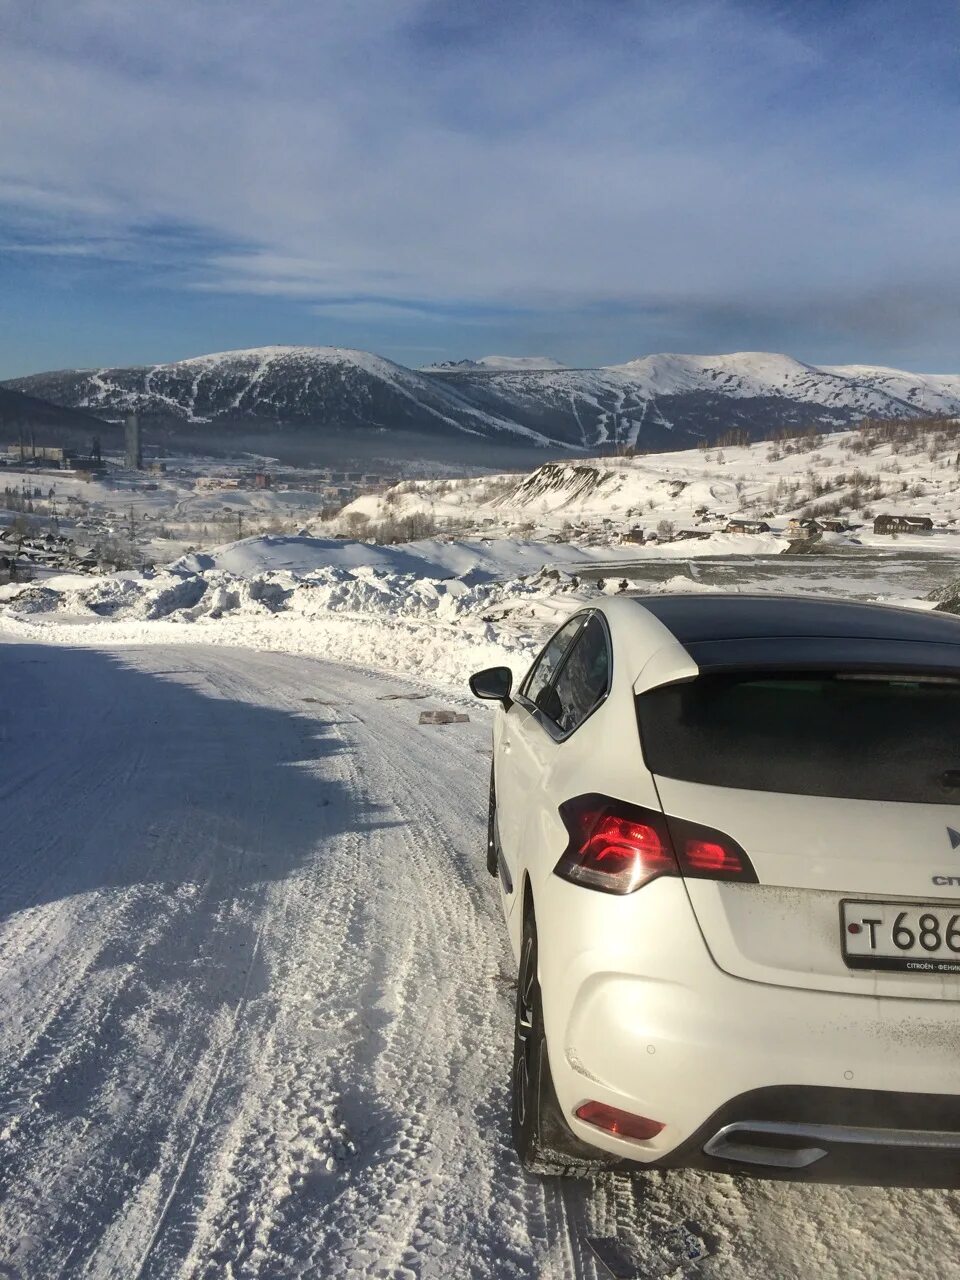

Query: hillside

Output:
[330, 415, 960, 546]
[3, 347, 551, 445]
[0, 385, 113, 445]
[6, 347, 960, 462]
[430, 352, 960, 450]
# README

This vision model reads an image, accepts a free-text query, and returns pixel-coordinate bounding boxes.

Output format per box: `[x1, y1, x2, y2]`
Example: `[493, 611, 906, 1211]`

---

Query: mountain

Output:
[5, 347, 959, 462]
[422, 355, 568, 371]
[429, 352, 960, 450]
[3, 347, 551, 445]
[0, 385, 113, 446]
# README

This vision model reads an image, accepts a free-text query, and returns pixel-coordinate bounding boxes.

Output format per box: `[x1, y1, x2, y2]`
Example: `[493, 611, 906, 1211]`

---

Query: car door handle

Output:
[503, 738, 512, 752]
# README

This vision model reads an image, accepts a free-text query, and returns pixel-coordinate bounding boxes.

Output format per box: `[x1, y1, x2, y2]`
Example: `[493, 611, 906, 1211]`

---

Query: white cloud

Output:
[0, 0, 956, 352]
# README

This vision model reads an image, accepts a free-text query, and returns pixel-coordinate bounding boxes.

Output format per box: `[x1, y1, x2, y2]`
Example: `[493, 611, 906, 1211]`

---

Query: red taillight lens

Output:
[575, 1100, 665, 1141]
[668, 816, 757, 883]
[555, 795, 677, 894]
[685, 839, 737, 873]
[555, 796, 758, 890]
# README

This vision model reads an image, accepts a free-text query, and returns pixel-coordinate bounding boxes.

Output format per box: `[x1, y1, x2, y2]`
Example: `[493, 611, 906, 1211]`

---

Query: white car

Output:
[469, 594, 960, 1184]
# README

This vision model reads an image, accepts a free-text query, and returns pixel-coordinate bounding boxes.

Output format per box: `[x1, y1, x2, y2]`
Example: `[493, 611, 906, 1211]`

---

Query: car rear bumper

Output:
[541, 882, 960, 1181]
[655, 1085, 960, 1186]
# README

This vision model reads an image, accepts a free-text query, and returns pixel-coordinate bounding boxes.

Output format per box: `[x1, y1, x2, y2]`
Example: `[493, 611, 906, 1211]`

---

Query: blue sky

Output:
[0, 0, 957, 377]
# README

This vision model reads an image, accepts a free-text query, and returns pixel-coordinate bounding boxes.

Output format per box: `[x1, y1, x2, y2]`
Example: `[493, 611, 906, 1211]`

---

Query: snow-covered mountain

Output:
[432, 351, 960, 451]
[5, 347, 959, 458]
[3, 346, 552, 446]
[423, 355, 568, 371]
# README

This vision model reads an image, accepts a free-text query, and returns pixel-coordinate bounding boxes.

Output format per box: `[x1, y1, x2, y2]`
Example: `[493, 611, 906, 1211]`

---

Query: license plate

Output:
[842, 900, 960, 973]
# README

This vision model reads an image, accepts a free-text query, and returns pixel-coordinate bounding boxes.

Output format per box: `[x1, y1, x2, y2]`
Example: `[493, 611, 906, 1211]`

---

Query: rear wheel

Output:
[511, 910, 614, 1176]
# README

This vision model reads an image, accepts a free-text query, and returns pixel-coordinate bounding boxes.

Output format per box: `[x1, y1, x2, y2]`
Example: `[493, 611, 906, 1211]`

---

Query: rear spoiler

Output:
[682, 636, 960, 678]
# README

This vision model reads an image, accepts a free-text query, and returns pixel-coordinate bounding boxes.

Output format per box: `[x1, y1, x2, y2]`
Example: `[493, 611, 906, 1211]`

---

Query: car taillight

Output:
[554, 795, 677, 894]
[554, 795, 758, 892]
[667, 815, 757, 883]
[575, 1101, 665, 1141]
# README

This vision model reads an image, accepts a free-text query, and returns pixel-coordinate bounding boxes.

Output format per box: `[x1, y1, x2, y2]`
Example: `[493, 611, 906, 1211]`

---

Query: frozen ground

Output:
[5, 642, 960, 1280]
[3, 427, 960, 1277]
[9, 650, 960, 1280]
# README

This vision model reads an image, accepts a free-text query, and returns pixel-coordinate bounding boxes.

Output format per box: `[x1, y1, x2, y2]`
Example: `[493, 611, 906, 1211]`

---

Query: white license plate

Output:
[842, 900, 960, 973]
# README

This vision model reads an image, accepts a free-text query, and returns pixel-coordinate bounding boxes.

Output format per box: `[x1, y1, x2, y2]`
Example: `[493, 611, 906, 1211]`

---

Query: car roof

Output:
[625, 593, 960, 681]
[636, 593, 960, 645]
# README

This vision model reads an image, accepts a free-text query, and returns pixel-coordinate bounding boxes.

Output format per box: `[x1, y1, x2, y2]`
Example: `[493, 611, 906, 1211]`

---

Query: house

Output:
[873, 514, 934, 534]
[787, 517, 822, 538]
[820, 518, 851, 533]
[725, 518, 771, 534]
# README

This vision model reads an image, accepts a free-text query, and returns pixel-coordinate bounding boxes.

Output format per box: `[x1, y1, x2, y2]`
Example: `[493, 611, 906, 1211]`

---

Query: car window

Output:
[522, 616, 584, 705]
[637, 671, 960, 803]
[548, 615, 610, 734]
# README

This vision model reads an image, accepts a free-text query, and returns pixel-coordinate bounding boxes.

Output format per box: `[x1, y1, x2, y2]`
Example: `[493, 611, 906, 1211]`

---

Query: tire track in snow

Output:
[10, 644, 960, 1279]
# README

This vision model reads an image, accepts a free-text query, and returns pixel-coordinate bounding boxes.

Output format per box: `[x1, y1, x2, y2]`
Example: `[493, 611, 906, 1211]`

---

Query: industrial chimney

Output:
[124, 413, 143, 470]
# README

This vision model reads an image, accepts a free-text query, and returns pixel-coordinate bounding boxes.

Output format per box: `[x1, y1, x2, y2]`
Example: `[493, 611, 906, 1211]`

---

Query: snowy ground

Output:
[5, 642, 960, 1280]
[4, 529, 959, 699]
[331, 420, 960, 544]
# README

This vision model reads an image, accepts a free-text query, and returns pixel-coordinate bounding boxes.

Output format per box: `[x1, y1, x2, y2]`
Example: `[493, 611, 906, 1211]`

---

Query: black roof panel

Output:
[638, 593, 960, 647]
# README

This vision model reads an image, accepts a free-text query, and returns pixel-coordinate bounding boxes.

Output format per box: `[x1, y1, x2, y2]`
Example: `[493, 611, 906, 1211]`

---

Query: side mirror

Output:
[469, 665, 513, 707]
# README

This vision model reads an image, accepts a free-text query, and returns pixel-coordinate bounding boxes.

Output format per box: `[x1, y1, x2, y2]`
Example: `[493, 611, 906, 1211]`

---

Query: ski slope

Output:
[3, 641, 960, 1279]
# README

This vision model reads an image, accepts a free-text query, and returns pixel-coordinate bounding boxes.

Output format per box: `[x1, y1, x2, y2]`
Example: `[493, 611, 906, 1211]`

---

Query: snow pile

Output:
[1, 528, 731, 689]
[173, 534, 641, 579]
[929, 575, 960, 616]
[5, 519, 953, 691]
[1, 556, 590, 688]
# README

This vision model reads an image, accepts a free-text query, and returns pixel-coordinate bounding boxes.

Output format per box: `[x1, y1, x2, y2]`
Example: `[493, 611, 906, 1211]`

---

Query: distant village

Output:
[0, 414, 399, 584]
[1, 411, 953, 587]
[621, 511, 940, 546]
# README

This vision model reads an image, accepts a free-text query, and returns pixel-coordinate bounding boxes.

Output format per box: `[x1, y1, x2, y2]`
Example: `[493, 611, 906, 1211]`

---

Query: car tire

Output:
[511, 910, 615, 1177]
[486, 765, 499, 878]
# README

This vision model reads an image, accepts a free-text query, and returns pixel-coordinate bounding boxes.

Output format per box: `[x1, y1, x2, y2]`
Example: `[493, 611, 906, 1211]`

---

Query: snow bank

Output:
[1, 529, 731, 691]
[5, 527, 943, 693]
[1, 556, 596, 690]
[173, 533, 658, 579]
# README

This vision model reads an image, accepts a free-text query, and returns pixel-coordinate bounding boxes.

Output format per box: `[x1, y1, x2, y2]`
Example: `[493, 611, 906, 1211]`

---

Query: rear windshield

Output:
[637, 672, 960, 803]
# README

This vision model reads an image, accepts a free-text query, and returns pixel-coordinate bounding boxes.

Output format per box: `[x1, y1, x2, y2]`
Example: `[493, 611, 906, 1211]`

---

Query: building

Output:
[253, 471, 272, 489]
[195, 475, 242, 491]
[124, 413, 143, 470]
[874, 514, 934, 534]
[787, 517, 823, 539]
[725, 518, 771, 534]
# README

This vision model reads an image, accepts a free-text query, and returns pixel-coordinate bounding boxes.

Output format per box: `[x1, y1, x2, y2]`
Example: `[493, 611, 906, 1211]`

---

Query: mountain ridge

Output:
[5, 346, 959, 458]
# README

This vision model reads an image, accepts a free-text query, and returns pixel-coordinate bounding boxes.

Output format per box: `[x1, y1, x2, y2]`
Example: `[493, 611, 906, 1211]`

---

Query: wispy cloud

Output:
[0, 0, 957, 368]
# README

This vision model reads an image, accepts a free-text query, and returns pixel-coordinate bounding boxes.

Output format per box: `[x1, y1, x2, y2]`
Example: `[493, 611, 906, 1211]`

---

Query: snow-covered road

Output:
[3, 642, 960, 1279]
